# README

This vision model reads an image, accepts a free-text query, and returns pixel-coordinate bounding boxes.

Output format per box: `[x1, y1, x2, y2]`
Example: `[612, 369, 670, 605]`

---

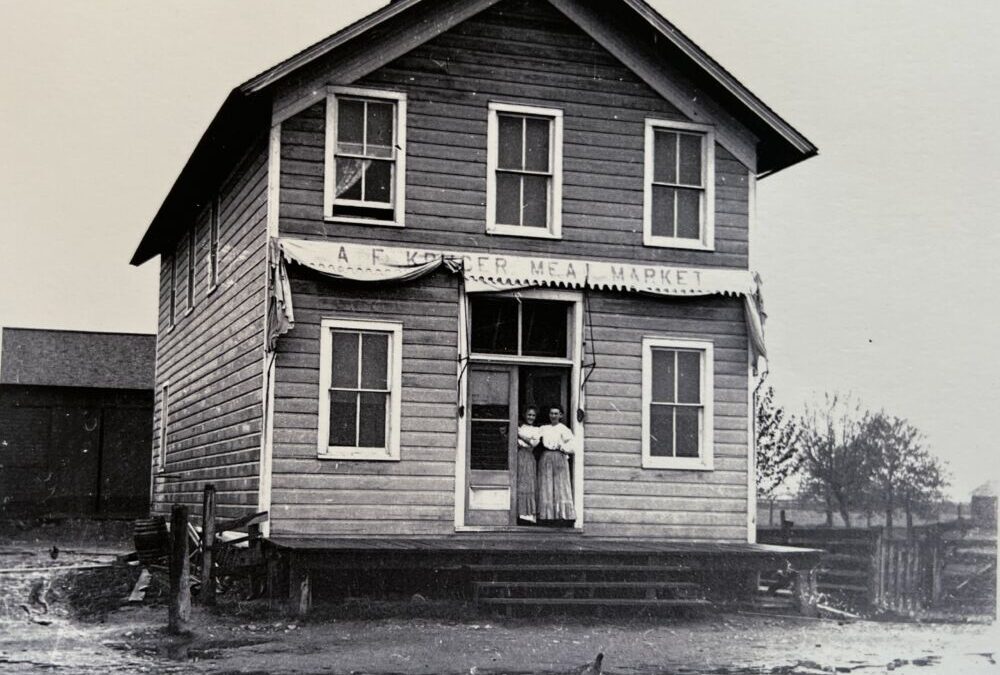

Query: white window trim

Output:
[206, 198, 220, 296]
[167, 254, 176, 331]
[641, 336, 714, 471]
[643, 119, 715, 251]
[185, 229, 196, 314]
[324, 86, 407, 228]
[317, 318, 403, 461]
[486, 102, 563, 240]
[158, 382, 169, 472]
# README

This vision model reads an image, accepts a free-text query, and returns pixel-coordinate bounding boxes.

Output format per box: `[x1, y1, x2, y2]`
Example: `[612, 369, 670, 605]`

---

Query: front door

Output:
[464, 364, 573, 527]
[466, 365, 518, 526]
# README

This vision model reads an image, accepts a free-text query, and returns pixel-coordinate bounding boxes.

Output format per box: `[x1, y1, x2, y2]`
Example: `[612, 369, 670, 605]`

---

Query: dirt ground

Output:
[1, 526, 997, 675]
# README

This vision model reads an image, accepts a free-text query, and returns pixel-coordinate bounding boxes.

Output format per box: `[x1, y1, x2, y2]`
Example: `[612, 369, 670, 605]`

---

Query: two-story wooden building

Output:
[131, 0, 818, 609]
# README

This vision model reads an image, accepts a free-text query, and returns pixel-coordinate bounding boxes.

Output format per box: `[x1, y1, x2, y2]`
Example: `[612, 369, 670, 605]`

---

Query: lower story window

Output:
[318, 319, 402, 460]
[641, 337, 714, 470]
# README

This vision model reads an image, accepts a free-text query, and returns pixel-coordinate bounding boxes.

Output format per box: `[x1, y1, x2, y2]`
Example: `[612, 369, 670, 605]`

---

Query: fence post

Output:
[169, 504, 192, 634]
[201, 484, 217, 606]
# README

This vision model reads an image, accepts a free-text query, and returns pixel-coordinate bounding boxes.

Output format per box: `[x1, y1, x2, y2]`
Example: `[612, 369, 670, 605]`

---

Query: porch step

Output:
[479, 597, 712, 607]
[469, 559, 710, 613]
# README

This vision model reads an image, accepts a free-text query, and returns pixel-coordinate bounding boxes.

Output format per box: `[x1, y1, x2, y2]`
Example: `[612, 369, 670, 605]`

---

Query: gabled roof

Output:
[131, 0, 816, 265]
[0, 327, 156, 390]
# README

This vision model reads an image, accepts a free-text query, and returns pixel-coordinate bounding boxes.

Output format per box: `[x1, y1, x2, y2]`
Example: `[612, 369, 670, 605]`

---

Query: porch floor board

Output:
[267, 534, 820, 559]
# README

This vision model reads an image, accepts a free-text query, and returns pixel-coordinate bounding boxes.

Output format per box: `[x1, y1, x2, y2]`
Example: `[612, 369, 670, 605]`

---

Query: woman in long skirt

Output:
[536, 405, 576, 522]
[516, 406, 541, 523]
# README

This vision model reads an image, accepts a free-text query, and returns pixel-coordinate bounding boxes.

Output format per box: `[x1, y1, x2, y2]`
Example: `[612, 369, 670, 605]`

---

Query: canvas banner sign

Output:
[269, 237, 768, 368]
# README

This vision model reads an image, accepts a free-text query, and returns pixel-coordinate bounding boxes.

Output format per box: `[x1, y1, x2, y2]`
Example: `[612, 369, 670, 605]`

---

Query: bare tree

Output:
[797, 394, 869, 527]
[755, 384, 802, 525]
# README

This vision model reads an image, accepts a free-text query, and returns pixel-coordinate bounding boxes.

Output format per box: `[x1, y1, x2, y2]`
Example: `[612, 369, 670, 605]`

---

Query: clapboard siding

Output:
[151, 140, 269, 519]
[269, 263, 750, 539]
[277, 0, 751, 268]
[579, 292, 748, 537]
[270, 269, 461, 536]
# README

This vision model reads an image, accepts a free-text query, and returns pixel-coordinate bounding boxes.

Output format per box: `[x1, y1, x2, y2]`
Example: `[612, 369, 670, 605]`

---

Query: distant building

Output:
[0, 327, 156, 519]
[971, 480, 997, 529]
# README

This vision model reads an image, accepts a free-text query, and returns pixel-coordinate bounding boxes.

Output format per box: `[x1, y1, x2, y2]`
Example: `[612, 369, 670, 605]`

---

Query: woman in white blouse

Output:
[516, 406, 542, 523]
[536, 405, 576, 522]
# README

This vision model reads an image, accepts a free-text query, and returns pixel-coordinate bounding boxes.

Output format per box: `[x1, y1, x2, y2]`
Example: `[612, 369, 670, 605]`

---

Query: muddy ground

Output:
[1, 528, 997, 675]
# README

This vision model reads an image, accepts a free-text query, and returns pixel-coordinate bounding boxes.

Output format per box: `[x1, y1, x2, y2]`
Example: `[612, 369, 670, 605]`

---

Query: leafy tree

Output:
[755, 384, 802, 524]
[796, 394, 869, 527]
[856, 412, 949, 531]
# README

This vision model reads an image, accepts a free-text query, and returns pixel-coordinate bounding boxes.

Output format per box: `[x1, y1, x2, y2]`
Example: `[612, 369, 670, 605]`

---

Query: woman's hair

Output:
[548, 404, 565, 415]
[522, 405, 538, 419]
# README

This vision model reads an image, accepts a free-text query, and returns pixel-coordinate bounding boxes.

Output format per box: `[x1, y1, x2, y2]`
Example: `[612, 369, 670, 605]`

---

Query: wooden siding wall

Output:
[278, 0, 750, 268]
[270, 270, 460, 536]
[584, 293, 748, 540]
[151, 140, 270, 519]
[270, 0, 753, 540]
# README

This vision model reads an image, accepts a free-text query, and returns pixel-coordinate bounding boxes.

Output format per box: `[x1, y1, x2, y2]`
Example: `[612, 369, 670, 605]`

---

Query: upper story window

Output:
[641, 337, 714, 470]
[207, 198, 219, 292]
[324, 87, 407, 227]
[186, 229, 196, 311]
[318, 318, 403, 461]
[487, 103, 563, 239]
[167, 254, 176, 329]
[643, 120, 715, 250]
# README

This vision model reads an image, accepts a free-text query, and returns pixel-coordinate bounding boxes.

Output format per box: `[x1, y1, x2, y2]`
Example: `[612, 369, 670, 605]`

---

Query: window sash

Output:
[168, 255, 176, 327]
[318, 319, 402, 460]
[487, 103, 562, 238]
[469, 298, 570, 359]
[208, 199, 219, 288]
[641, 337, 713, 470]
[332, 97, 397, 208]
[186, 231, 196, 310]
[643, 120, 714, 250]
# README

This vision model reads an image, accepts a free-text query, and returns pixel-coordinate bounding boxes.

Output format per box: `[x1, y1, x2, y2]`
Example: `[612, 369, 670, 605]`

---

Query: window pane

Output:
[649, 405, 674, 457]
[366, 101, 394, 157]
[470, 421, 509, 470]
[360, 333, 389, 389]
[522, 300, 568, 357]
[331, 331, 360, 388]
[470, 298, 518, 354]
[678, 134, 703, 186]
[676, 189, 702, 240]
[358, 391, 387, 447]
[651, 349, 676, 402]
[335, 158, 364, 200]
[676, 350, 701, 404]
[497, 114, 523, 170]
[524, 117, 550, 172]
[495, 172, 521, 226]
[338, 99, 364, 150]
[653, 130, 677, 183]
[675, 407, 700, 457]
[363, 160, 392, 203]
[329, 390, 358, 447]
[521, 175, 549, 228]
[651, 186, 675, 238]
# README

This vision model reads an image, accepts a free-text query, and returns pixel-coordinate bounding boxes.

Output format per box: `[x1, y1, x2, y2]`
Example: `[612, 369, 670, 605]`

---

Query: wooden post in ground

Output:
[169, 504, 192, 634]
[201, 484, 217, 606]
[794, 567, 819, 618]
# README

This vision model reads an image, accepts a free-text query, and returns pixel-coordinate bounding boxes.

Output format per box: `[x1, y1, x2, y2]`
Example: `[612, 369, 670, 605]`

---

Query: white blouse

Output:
[517, 424, 542, 449]
[539, 423, 576, 454]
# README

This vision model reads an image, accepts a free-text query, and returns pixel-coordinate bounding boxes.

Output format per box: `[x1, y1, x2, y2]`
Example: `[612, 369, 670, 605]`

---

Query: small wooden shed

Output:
[0, 327, 155, 520]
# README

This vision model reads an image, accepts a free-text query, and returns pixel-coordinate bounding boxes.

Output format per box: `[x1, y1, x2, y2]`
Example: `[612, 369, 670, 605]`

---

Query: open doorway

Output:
[461, 291, 582, 529]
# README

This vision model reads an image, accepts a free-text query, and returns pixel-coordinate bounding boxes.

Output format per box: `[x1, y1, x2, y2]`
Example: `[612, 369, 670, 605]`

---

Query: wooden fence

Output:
[758, 519, 996, 616]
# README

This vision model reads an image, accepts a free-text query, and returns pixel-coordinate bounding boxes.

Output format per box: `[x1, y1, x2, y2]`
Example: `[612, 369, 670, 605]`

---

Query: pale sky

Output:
[1, 1, 997, 498]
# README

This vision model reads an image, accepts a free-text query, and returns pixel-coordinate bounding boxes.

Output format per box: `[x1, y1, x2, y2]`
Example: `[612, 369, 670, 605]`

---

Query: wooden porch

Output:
[265, 534, 822, 616]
